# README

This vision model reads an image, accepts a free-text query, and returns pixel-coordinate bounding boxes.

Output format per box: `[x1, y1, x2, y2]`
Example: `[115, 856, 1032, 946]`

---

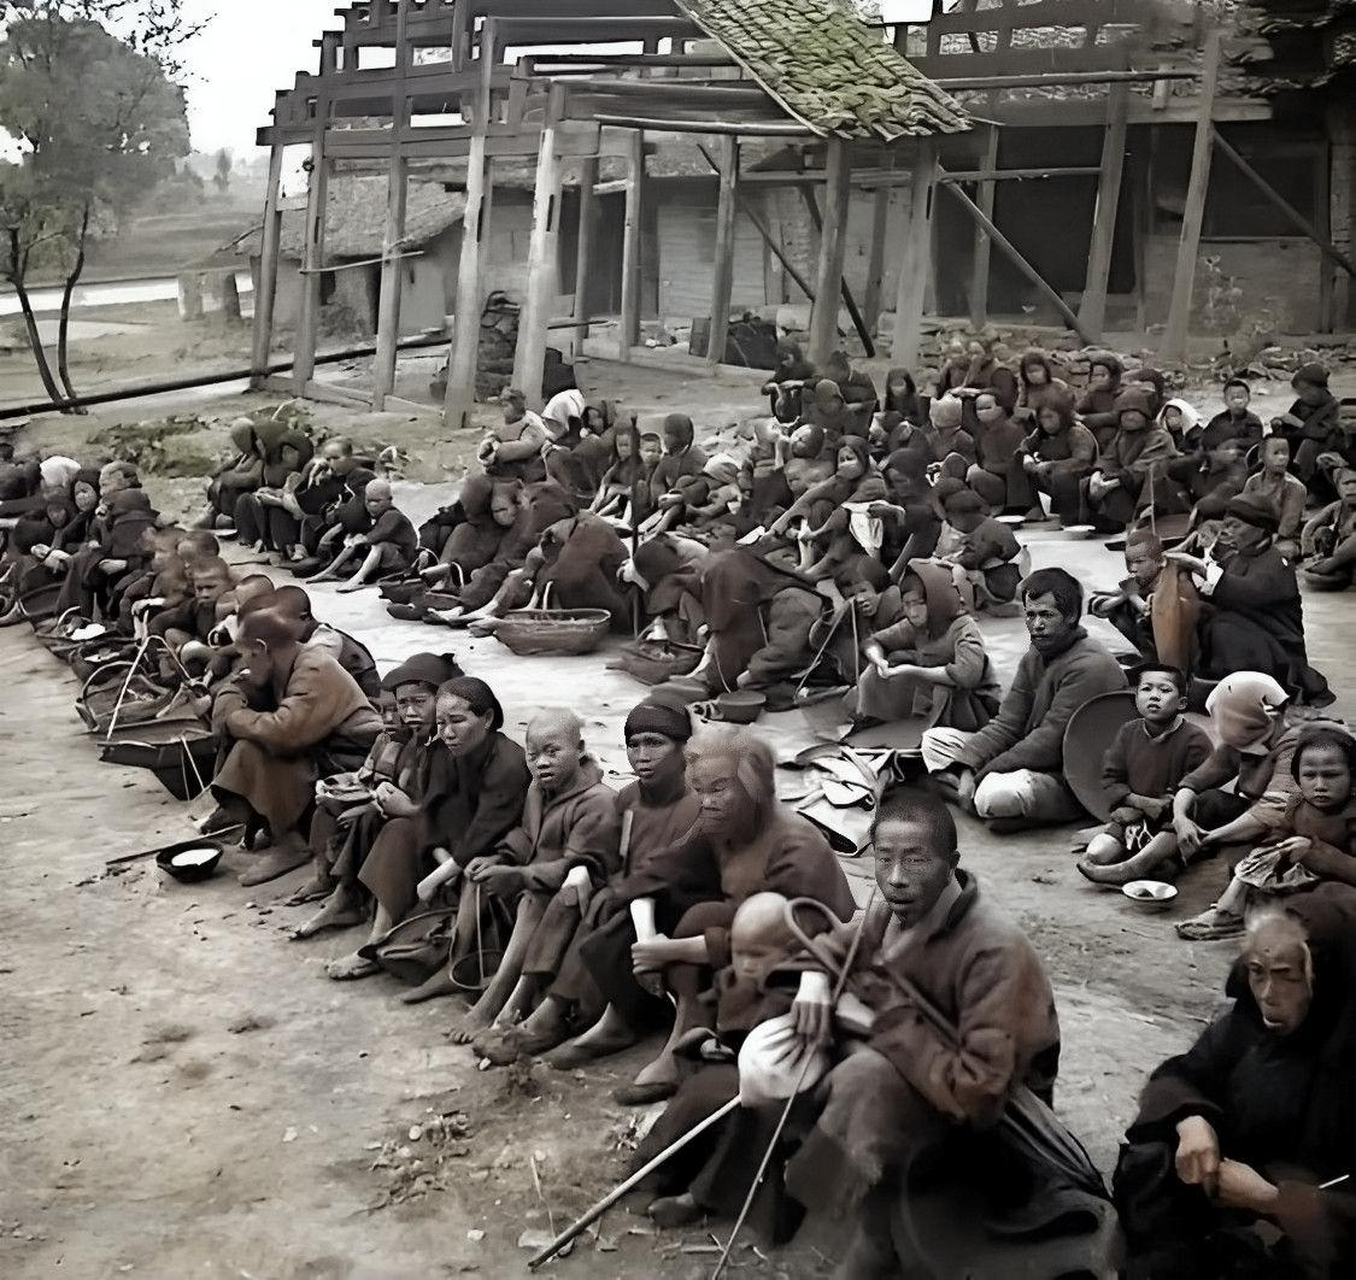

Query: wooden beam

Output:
[969, 125, 1000, 330]
[1163, 31, 1223, 363]
[591, 113, 815, 138]
[809, 138, 852, 365]
[445, 16, 497, 429]
[862, 167, 892, 334]
[799, 155, 875, 357]
[939, 166, 1101, 183]
[372, 0, 411, 411]
[1078, 83, 1129, 342]
[249, 143, 285, 389]
[619, 128, 644, 359]
[707, 136, 739, 369]
[941, 181, 1096, 345]
[1211, 128, 1356, 279]
[892, 140, 937, 370]
[573, 156, 599, 352]
[292, 146, 331, 395]
[513, 85, 565, 405]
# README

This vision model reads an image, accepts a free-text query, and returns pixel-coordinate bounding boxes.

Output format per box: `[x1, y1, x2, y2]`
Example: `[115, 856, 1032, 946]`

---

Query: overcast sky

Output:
[181, 0, 938, 159]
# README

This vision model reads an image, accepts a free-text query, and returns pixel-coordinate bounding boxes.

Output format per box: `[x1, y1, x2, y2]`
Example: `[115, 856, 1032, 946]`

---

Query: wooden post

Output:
[372, 1, 411, 411]
[969, 125, 1000, 329]
[862, 168, 892, 335]
[619, 128, 644, 359]
[445, 18, 498, 429]
[707, 135, 739, 369]
[513, 84, 565, 405]
[249, 142, 285, 388]
[1078, 84, 1129, 342]
[573, 156, 599, 354]
[808, 137, 851, 365]
[1163, 30, 1223, 363]
[892, 139, 937, 369]
[293, 36, 338, 395]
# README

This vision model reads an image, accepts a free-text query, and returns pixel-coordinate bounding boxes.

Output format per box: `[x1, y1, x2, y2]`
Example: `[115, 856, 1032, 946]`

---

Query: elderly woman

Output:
[589, 726, 855, 1105]
[1115, 888, 1356, 1277]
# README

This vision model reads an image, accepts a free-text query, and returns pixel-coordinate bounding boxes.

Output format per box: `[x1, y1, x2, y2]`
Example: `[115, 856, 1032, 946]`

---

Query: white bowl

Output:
[1122, 879, 1178, 911]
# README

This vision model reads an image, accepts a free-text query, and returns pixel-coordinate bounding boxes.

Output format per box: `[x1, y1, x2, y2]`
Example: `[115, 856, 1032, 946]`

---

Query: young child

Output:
[1076, 353, 1124, 449]
[1175, 726, 1356, 941]
[1157, 398, 1200, 451]
[781, 424, 833, 500]
[932, 487, 1022, 610]
[1241, 436, 1307, 560]
[1077, 664, 1213, 883]
[592, 429, 655, 524]
[314, 478, 419, 592]
[925, 394, 977, 478]
[480, 388, 548, 482]
[1086, 388, 1184, 531]
[856, 558, 998, 731]
[1019, 394, 1097, 525]
[1089, 529, 1166, 660]
[1272, 362, 1340, 488]
[966, 391, 1029, 513]
[124, 528, 192, 633]
[1301, 465, 1356, 590]
[1193, 377, 1263, 456]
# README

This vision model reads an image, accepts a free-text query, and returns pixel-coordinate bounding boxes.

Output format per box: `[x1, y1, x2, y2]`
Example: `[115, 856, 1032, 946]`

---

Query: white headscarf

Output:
[542, 389, 587, 442]
[39, 456, 81, 494]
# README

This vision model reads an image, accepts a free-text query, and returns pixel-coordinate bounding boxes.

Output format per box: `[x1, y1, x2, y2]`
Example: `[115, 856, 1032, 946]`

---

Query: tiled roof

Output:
[674, 0, 969, 139]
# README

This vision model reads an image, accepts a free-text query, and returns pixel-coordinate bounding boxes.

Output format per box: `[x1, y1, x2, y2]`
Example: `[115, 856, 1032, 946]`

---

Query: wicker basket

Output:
[493, 608, 611, 657]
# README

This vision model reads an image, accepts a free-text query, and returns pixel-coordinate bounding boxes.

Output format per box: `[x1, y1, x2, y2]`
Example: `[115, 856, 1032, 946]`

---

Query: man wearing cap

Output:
[477, 695, 701, 1065]
[1272, 362, 1341, 487]
[1167, 492, 1332, 705]
[479, 386, 549, 482]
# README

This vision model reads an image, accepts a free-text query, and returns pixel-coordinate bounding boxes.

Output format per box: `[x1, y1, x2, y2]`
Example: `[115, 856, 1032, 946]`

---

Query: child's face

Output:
[365, 491, 393, 518]
[836, 445, 864, 481]
[1262, 439, 1290, 473]
[502, 395, 525, 424]
[615, 432, 634, 460]
[639, 436, 662, 468]
[790, 426, 819, 459]
[1296, 380, 1327, 407]
[1164, 407, 1183, 431]
[1089, 364, 1112, 391]
[663, 423, 690, 455]
[193, 572, 230, 604]
[1340, 474, 1356, 504]
[73, 482, 97, 512]
[1024, 361, 1048, 386]
[395, 681, 438, 734]
[901, 586, 929, 629]
[490, 491, 519, 527]
[151, 547, 174, 571]
[1125, 545, 1162, 587]
[1135, 670, 1183, 724]
[377, 691, 401, 732]
[731, 935, 789, 984]
[1225, 385, 1250, 413]
[525, 722, 583, 791]
[1038, 406, 1064, 436]
[1296, 743, 1351, 812]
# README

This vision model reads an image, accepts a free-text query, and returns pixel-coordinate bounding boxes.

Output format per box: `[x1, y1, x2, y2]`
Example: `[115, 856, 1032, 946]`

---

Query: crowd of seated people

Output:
[2, 336, 1355, 1278]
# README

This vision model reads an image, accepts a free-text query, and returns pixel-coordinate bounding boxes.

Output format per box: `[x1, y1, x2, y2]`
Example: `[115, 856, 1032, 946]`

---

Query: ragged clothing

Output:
[497, 758, 620, 894]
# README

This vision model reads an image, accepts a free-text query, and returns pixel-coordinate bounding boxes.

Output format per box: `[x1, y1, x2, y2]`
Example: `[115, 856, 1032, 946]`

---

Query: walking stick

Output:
[710, 889, 879, 1279]
[527, 1096, 742, 1269]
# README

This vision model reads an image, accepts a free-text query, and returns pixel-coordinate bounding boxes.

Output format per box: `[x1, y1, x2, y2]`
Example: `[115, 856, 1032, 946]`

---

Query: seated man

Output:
[476, 695, 702, 1065]
[210, 609, 384, 879]
[1167, 492, 1332, 706]
[783, 790, 1107, 1279]
[922, 568, 1126, 831]
[269, 584, 381, 700]
[450, 709, 620, 1046]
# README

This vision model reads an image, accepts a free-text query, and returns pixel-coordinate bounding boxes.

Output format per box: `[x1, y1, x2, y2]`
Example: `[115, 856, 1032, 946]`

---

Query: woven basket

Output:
[493, 608, 611, 657]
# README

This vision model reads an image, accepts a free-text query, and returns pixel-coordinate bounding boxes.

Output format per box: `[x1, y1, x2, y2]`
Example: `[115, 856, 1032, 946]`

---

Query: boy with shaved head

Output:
[449, 707, 619, 1048]
[210, 608, 384, 880]
[311, 477, 418, 592]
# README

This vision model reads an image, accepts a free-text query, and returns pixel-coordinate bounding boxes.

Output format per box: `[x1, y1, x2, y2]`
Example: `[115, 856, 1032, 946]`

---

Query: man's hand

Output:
[1165, 550, 1209, 579]
[1175, 1115, 1221, 1196]
[476, 865, 524, 895]
[790, 970, 833, 1044]
[464, 855, 502, 882]
[1174, 814, 1207, 857]
[1215, 1159, 1279, 1214]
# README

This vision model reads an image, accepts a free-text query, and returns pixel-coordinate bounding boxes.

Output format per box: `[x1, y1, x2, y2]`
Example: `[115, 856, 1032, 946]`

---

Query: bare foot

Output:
[448, 1006, 495, 1045]
[399, 969, 459, 1005]
[292, 889, 365, 940]
[326, 952, 380, 981]
[336, 578, 369, 594]
[238, 838, 311, 887]
[285, 874, 332, 906]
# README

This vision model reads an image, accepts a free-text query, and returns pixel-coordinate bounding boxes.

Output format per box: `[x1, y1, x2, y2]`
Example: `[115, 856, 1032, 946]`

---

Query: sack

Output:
[789, 743, 890, 855]
[365, 907, 460, 985]
[737, 1014, 829, 1108]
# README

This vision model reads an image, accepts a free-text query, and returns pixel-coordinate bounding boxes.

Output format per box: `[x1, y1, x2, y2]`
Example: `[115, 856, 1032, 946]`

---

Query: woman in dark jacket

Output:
[1115, 886, 1356, 1278]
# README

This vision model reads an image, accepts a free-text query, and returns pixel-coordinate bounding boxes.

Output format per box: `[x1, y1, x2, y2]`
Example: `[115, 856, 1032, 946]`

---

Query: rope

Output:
[103, 636, 152, 742]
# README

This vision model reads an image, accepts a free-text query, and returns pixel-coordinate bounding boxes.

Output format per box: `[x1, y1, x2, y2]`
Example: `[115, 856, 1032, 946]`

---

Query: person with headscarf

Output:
[694, 548, 824, 703]
[1167, 493, 1331, 704]
[477, 695, 704, 1065]
[768, 437, 882, 543]
[54, 463, 157, 619]
[779, 438, 888, 581]
[856, 559, 999, 729]
[1019, 391, 1098, 525]
[882, 367, 927, 427]
[966, 391, 1032, 513]
[621, 533, 708, 647]
[1085, 387, 1186, 532]
[761, 340, 816, 423]
[1115, 887, 1356, 1277]
[1158, 397, 1201, 452]
[1016, 349, 1070, 422]
[529, 511, 631, 627]
[819, 350, 879, 435]
[925, 394, 978, 479]
[1076, 353, 1124, 449]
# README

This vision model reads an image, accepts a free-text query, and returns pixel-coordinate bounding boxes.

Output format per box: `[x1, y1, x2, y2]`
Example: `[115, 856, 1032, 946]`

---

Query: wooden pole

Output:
[892, 139, 937, 369]
[292, 145, 330, 395]
[808, 137, 851, 365]
[249, 143, 285, 389]
[445, 18, 498, 429]
[1162, 30, 1223, 363]
[1078, 84, 1129, 342]
[862, 168, 892, 335]
[799, 153, 875, 357]
[969, 125, 1000, 330]
[572, 156, 599, 355]
[707, 135, 739, 369]
[618, 128, 644, 359]
[512, 84, 565, 406]
[371, 1, 411, 412]
[942, 182, 1097, 345]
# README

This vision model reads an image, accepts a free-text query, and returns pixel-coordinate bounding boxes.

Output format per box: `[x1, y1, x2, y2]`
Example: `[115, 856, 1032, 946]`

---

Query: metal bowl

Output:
[1122, 879, 1178, 912]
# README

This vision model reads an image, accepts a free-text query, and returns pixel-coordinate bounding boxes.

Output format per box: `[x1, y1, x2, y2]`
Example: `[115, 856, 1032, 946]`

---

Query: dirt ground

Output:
[3, 352, 1355, 1280]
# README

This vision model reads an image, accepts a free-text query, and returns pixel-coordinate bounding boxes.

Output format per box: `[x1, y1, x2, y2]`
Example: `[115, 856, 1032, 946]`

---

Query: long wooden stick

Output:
[527, 1096, 741, 1269]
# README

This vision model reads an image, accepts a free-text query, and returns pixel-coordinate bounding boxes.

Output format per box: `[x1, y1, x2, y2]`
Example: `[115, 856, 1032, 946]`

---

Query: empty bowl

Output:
[1122, 880, 1178, 911]
[716, 691, 767, 725]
